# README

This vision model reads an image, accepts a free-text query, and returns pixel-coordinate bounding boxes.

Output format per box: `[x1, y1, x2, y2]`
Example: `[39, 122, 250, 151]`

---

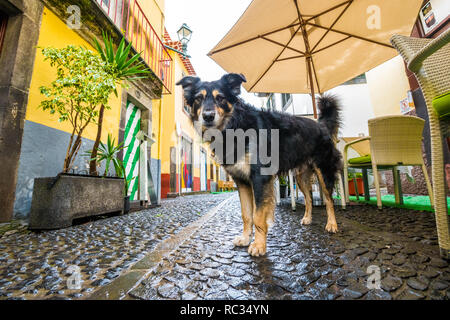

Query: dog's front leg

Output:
[248, 176, 275, 257]
[233, 182, 254, 247]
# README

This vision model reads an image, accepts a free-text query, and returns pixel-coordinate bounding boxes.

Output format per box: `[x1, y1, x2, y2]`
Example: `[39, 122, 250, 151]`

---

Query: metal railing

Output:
[0, 13, 7, 55]
[95, 0, 173, 94]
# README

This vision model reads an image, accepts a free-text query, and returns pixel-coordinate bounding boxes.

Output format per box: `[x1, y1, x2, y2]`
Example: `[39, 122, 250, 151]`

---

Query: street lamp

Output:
[177, 23, 192, 56]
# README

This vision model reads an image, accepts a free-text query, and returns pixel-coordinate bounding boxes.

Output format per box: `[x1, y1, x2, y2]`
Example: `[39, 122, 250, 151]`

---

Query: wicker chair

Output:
[343, 116, 434, 210]
[391, 29, 450, 259]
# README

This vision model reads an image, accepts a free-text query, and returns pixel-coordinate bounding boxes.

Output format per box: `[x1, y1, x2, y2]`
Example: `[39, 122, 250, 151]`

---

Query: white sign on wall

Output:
[419, 0, 450, 35]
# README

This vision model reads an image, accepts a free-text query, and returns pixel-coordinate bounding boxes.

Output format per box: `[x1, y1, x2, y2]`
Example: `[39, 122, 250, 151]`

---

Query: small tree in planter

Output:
[89, 33, 150, 176]
[39, 45, 117, 172]
[29, 40, 144, 230]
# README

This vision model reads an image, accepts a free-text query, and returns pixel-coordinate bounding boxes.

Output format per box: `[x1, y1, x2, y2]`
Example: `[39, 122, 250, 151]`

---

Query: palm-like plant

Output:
[89, 32, 150, 175]
[84, 134, 125, 177]
[93, 32, 151, 83]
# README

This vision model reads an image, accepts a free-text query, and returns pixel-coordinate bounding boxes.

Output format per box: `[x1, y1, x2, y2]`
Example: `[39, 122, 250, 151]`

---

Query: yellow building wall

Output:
[153, 86, 176, 173]
[26, 7, 122, 142]
[160, 50, 184, 174]
[151, 98, 162, 160]
[141, 0, 165, 38]
[366, 56, 412, 117]
[157, 49, 216, 187]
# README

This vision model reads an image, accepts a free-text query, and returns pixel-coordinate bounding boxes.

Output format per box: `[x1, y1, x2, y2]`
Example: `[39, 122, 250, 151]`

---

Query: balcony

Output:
[95, 0, 173, 94]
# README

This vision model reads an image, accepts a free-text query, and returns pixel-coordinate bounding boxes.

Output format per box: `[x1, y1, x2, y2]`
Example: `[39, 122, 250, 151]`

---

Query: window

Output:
[99, 0, 126, 31]
[281, 93, 292, 110]
[0, 12, 7, 56]
[266, 94, 275, 111]
[343, 74, 367, 85]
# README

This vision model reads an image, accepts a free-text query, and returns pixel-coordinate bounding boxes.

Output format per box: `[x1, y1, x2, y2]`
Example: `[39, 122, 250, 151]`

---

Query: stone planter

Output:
[29, 174, 124, 230]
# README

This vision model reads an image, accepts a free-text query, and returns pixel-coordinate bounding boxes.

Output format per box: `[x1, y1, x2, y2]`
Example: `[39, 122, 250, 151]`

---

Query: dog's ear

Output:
[221, 73, 247, 96]
[176, 76, 200, 91]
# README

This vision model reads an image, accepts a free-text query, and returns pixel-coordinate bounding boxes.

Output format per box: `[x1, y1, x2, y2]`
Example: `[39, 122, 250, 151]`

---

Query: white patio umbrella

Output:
[208, 0, 424, 211]
[208, 0, 424, 118]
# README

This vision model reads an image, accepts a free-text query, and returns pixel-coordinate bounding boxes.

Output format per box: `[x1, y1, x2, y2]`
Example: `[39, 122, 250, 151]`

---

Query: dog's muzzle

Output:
[202, 110, 216, 126]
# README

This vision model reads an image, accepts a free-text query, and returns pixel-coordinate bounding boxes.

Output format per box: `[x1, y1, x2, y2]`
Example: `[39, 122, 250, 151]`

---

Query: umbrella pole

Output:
[307, 57, 317, 119]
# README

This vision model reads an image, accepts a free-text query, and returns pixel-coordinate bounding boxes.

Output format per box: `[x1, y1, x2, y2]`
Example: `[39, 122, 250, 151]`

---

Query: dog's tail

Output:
[318, 94, 342, 140]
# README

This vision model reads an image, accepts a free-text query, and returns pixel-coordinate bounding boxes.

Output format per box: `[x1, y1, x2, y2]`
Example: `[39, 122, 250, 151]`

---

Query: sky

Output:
[164, 0, 262, 106]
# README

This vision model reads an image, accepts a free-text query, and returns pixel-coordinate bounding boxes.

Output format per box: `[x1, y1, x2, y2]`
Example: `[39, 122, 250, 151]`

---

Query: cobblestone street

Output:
[0, 193, 232, 300]
[0, 192, 449, 300]
[128, 195, 450, 300]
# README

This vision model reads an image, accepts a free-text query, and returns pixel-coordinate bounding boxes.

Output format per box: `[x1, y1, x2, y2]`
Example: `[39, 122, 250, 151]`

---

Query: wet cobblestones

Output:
[0, 193, 233, 300]
[129, 196, 450, 300]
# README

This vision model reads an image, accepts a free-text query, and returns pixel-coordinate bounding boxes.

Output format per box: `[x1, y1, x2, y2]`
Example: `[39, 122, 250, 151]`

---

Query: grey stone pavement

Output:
[127, 195, 450, 300]
[0, 192, 449, 300]
[0, 193, 232, 300]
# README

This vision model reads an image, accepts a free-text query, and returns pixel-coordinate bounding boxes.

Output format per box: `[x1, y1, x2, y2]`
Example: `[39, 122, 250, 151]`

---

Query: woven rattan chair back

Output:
[368, 115, 425, 166]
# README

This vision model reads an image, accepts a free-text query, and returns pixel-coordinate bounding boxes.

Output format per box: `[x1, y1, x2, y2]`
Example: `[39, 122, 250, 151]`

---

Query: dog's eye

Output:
[215, 95, 225, 103]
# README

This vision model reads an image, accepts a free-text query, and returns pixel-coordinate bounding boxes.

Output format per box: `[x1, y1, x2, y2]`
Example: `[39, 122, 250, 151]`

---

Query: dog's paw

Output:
[325, 221, 338, 233]
[233, 235, 251, 247]
[301, 216, 312, 225]
[248, 241, 266, 256]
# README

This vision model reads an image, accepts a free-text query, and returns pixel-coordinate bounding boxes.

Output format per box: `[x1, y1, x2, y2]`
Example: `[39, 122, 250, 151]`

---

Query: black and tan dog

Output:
[177, 73, 342, 256]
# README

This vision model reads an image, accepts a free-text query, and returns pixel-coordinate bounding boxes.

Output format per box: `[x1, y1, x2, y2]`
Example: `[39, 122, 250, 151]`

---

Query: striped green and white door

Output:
[124, 102, 141, 200]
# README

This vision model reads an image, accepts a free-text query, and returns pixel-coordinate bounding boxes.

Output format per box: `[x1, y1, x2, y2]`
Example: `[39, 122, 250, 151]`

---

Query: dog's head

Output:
[176, 73, 247, 131]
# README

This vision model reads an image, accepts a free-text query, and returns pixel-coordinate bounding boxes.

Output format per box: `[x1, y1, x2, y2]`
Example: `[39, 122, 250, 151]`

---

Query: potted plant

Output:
[84, 133, 125, 177]
[89, 32, 150, 176]
[29, 31, 148, 230]
[279, 175, 288, 198]
[348, 172, 365, 196]
[86, 134, 137, 215]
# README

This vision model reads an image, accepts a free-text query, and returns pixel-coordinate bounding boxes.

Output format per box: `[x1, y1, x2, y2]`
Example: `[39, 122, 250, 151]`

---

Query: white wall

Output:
[284, 94, 315, 116]
[365, 56, 411, 117]
[273, 84, 374, 137]
[326, 84, 374, 137]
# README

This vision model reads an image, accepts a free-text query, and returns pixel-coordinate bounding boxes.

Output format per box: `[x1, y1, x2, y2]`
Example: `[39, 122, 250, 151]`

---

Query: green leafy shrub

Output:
[39, 45, 116, 173]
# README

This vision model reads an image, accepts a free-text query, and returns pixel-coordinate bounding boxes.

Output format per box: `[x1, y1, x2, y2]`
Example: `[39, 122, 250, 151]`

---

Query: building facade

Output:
[261, 74, 375, 138]
[0, 0, 171, 222]
[156, 30, 222, 199]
